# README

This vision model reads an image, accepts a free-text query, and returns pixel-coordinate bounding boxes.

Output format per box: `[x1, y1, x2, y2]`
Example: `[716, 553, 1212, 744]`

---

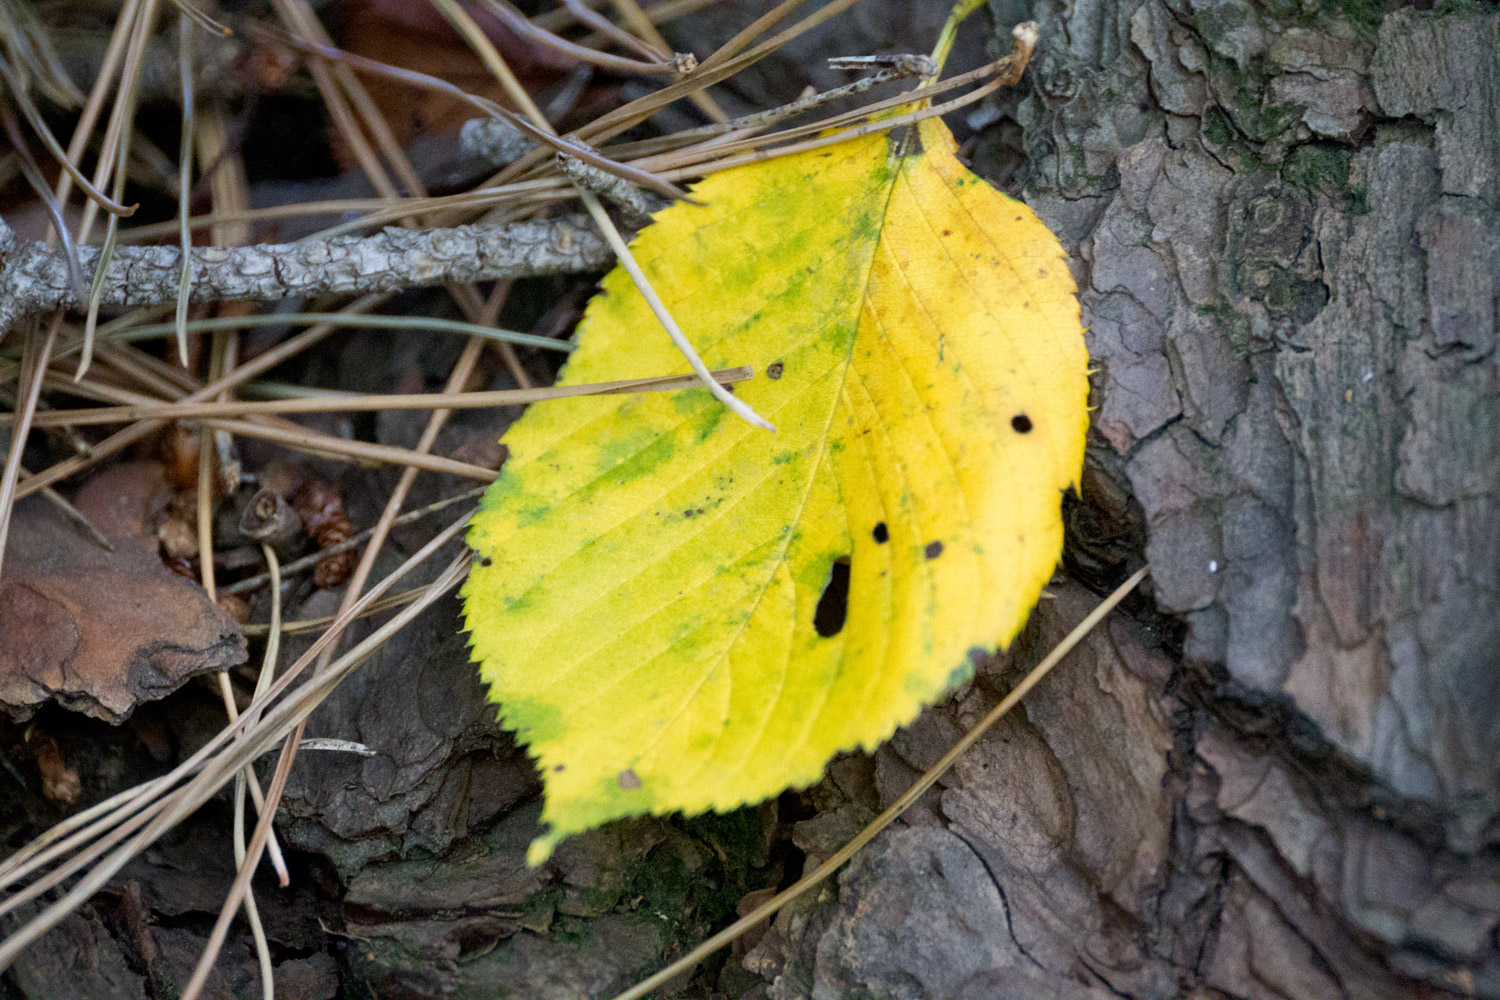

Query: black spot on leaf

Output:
[1011, 414, 1033, 433]
[872, 522, 889, 544]
[925, 541, 944, 559]
[814, 556, 851, 637]
[766, 361, 784, 380]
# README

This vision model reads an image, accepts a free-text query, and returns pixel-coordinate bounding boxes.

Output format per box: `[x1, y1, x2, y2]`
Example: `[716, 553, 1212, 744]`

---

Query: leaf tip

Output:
[527, 829, 563, 867]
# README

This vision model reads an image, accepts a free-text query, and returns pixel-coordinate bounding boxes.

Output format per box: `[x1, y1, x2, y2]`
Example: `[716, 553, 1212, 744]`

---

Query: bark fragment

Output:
[728, 3, 1500, 997]
[0, 462, 246, 722]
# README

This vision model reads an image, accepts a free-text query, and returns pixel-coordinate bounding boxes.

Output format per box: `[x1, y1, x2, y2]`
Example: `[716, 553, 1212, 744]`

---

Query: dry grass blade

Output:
[166, 0, 231, 35]
[0, 104, 85, 298]
[0, 553, 472, 970]
[173, 13, 196, 365]
[569, 0, 867, 149]
[259, 21, 689, 202]
[0, 55, 136, 217]
[176, 553, 474, 1000]
[49, 0, 138, 218]
[198, 418, 500, 480]
[233, 542, 284, 1000]
[0, 314, 61, 582]
[645, 68, 1013, 180]
[77, 0, 163, 378]
[473, 0, 678, 74]
[15, 295, 388, 499]
[561, 0, 671, 61]
[432, 0, 771, 429]
[11, 366, 755, 427]
[603, 60, 940, 159]
[243, 583, 423, 636]
[609, 567, 1152, 1000]
[610, 0, 729, 122]
[87, 312, 573, 355]
[0, 508, 469, 905]
[193, 326, 292, 897]
[0, 0, 84, 106]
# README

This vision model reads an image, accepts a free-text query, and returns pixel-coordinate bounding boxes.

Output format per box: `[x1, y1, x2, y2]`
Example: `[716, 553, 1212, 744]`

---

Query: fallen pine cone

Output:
[292, 479, 357, 589]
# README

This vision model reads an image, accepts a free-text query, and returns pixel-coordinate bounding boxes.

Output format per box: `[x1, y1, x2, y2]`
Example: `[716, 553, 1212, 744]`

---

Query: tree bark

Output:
[737, 2, 1500, 998]
[9, 4, 1495, 998]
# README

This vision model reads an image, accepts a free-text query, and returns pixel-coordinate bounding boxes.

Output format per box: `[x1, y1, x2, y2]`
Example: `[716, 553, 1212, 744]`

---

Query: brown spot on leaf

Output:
[618, 768, 642, 790]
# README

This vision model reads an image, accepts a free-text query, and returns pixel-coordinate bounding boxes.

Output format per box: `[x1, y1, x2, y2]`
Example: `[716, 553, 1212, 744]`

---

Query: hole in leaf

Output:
[1011, 414, 1033, 433]
[814, 556, 851, 637]
[872, 522, 889, 544]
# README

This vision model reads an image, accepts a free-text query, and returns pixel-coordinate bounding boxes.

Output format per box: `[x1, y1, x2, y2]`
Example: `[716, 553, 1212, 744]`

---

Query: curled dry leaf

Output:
[0, 462, 247, 723]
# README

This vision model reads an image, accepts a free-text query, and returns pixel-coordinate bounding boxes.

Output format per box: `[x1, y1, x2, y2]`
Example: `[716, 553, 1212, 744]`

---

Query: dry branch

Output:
[0, 215, 612, 333]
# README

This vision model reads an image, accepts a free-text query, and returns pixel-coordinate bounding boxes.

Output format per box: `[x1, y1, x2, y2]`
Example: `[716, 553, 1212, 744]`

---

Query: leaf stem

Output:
[929, 0, 987, 76]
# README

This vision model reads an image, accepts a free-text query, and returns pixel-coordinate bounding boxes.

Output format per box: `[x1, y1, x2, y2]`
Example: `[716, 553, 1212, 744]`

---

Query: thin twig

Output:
[0, 216, 611, 333]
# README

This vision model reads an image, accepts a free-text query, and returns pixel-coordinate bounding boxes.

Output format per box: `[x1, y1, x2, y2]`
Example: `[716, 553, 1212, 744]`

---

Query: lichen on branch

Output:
[0, 215, 612, 332]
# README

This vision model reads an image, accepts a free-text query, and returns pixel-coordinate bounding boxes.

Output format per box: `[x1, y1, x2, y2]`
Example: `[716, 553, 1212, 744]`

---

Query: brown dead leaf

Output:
[0, 462, 247, 723]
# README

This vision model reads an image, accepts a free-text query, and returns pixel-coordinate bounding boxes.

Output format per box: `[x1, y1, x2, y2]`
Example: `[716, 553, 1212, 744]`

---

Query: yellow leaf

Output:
[463, 116, 1088, 863]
